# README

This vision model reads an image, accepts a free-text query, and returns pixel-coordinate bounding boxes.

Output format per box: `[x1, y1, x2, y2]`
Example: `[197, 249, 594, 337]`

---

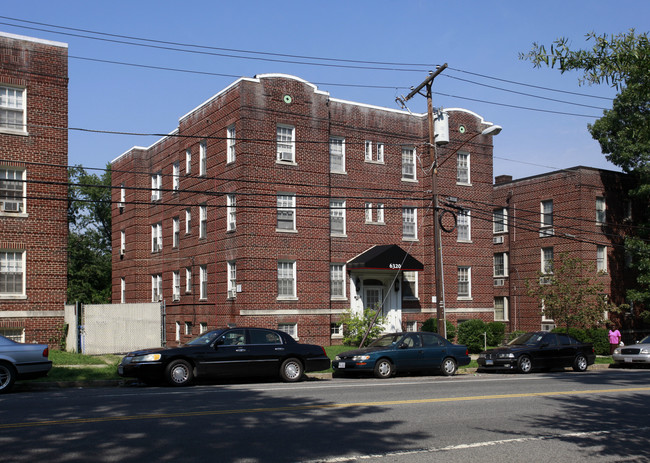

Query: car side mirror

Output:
[398, 342, 409, 349]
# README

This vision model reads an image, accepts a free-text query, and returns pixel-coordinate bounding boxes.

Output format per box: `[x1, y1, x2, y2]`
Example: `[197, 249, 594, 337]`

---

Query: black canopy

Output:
[347, 245, 424, 271]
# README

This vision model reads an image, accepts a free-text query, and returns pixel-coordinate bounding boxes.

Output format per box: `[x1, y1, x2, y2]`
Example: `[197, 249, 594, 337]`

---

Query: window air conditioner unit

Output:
[173, 293, 180, 302]
[494, 278, 505, 287]
[493, 235, 504, 244]
[539, 276, 553, 285]
[120, 248, 125, 257]
[279, 151, 293, 161]
[228, 289, 237, 299]
[539, 228, 555, 237]
[2, 201, 21, 212]
[118, 202, 124, 211]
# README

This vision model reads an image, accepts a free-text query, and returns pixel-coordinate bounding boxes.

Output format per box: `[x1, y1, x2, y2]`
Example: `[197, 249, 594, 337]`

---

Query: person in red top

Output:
[608, 324, 622, 355]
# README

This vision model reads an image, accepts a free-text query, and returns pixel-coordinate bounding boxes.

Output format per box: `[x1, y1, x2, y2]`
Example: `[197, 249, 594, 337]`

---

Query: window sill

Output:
[402, 238, 419, 242]
[330, 233, 347, 238]
[456, 182, 472, 187]
[457, 239, 473, 244]
[364, 160, 385, 165]
[0, 128, 28, 137]
[277, 296, 299, 301]
[330, 297, 348, 302]
[330, 170, 347, 175]
[457, 297, 473, 301]
[401, 178, 418, 183]
[0, 212, 28, 219]
[276, 228, 298, 233]
[276, 160, 298, 167]
[0, 294, 27, 300]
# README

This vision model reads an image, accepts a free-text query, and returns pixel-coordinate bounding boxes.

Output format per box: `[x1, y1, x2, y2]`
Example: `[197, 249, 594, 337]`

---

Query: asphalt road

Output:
[2, 368, 650, 462]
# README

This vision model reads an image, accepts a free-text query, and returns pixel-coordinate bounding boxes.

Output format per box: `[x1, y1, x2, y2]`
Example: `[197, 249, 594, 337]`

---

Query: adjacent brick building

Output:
[0, 32, 68, 343]
[112, 74, 501, 346]
[492, 167, 635, 333]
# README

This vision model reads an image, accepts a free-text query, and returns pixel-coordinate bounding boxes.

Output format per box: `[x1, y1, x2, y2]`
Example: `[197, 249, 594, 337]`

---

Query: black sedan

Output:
[332, 332, 471, 378]
[477, 331, 595, 374]
[118, 327, 330, 386]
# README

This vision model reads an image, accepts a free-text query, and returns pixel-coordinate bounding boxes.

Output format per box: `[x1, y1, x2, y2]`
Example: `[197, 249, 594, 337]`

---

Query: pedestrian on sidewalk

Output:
[608, 324, 621, 355]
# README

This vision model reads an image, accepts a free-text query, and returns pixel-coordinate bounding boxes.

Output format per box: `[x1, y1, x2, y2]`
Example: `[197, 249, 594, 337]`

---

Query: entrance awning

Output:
[347, 245, 424, 271]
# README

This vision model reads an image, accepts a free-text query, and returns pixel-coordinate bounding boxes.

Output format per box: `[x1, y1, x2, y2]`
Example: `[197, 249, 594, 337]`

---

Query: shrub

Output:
[457, 319, 489, 353]
[421, 318, 457, 341]
[486, 322, 506, 346]
[339, 307, 385, 347]
[552, 326, 609, 355]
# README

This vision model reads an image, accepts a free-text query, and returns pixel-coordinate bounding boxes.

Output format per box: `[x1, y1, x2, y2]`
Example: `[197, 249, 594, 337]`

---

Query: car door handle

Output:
[236, 348, 247, 352]
[275, 347, 285, 351]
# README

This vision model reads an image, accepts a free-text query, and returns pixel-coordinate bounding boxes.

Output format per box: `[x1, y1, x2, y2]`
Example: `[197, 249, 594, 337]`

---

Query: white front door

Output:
[363, 286, 383, 314]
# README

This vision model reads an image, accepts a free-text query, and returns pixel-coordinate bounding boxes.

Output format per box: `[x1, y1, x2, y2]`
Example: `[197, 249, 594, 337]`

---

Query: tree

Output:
[526, 253, 611, 332]
[521, 30, 650, 307]
[67, 164, 112, 303]
[338, 308, 385, 347]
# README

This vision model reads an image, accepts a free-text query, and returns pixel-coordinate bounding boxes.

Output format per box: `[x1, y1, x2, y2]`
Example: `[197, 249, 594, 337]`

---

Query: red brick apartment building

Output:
[0, 32, 68, 343]
[112, 74, 501, 346]
[492, 167, 635, 333]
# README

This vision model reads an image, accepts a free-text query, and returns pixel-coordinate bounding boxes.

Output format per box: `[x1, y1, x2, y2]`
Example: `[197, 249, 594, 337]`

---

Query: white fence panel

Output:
[64, 304, 78, 352]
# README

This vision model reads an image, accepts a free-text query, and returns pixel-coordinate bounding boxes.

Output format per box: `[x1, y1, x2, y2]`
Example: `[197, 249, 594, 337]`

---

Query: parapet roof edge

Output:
[0, 31, 68, 48]
[111, 129, 179, 165]
[494, 165, 625, 186]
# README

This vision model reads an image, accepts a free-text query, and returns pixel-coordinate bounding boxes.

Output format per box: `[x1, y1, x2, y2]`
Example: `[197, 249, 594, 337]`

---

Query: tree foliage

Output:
[421, 318, 457, 341]
[67, 165, 112, 303]
[521, 30, 650, 307]
[338, 308, 385, 347]
[526, 253, 611, 332]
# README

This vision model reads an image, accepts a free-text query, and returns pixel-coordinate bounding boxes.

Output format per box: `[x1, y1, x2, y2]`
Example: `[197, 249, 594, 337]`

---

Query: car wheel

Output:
[165, 359, 194, 387]
[280, 358, 304, 382]
[0, 362, 16, 393]
[573, 354, 588, 372]
[373, 359, 394, 379]
[517, 355, 533, 374]
[440, 357, 458, 376]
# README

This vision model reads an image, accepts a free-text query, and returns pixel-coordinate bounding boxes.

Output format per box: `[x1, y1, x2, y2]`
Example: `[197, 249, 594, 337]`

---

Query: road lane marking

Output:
[2, 386, 650, 430]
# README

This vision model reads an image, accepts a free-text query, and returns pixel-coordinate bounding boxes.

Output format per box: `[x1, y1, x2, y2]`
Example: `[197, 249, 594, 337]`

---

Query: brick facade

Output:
[112, 74, 500, 346]
[0, 32, 68, 344]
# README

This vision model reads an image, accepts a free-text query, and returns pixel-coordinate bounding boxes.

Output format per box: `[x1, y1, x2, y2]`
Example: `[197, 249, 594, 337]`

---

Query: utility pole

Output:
[403, 63, 448, 338]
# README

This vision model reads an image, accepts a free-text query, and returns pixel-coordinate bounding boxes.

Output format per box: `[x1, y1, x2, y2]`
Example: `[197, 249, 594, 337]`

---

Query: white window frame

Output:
[199, 205, 207, 239]
[119, 183, 126, 209]
[172, 217, 179, 248]
[493, 207, 507, 234]
[330, 264, 346, 300]
[227, 261, 237, 298]
[330, 137, 345, 173]
[185, 208, 191, 234]
[406, 321, 418, 332]
[151, 274, 162, 302]
[185, 267, 192, 294]
[376, 143, 384, 163]
[541, 247, 554, 275]
[151, 172, 162, 201]
[596, 196, 606, 225]
[226, 194, 236, 231]
[458, 266, 471, 299]
[185, 148, 191, 174]
[151, 222, 162, 252]
[199, 265, 208, 300]
[276, 125, 295, 163]
[120, 277, 125, 303]
[278, 323, 298, 340]
[402, 271, 418, 300]
[227, 125, 236, 164]
[277, 261, 297, 299]
[0, 168, 26, 214]
[494, 296, 509, 321]
[277, 194, 296, 232]
[597, 245, 607, 273]
[365, 202, 373, 223]
[0, 250, 25, 297]
[185, 321, 192, 336]
[457, 151, 470, 185]
[172, 162, 180, 191]
[175, 321, 181, 342]
[0, 85, 26, 133]
[402, 207, 417, 240]
[365, 141, 373, 161]
[199, 140, 207, 176]
[200, 322, 208, 334]
[457, 210, 471, 242]
[494, 252, 509, 277]
[330, 199, 346, 236]
[172, 271, 180, 301]
[376, 203, 385, 223]
[401, 146, 416, 181]
[541, 200, 553, 228]
[120, 230, 126, 255]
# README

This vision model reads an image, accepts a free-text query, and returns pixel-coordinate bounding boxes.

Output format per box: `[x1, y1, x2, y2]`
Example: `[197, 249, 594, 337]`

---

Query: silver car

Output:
[0, 335, 52, 393]
[613, 335, 650, 366]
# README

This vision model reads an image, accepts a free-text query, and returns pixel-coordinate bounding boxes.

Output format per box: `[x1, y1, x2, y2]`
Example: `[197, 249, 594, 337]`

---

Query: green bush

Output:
[339, 307, 385, 347]
[421, 318, 457, 341]
[457, 319, 489, 353]
[486, 322, 506, 346]
[552, 326, 609, 355]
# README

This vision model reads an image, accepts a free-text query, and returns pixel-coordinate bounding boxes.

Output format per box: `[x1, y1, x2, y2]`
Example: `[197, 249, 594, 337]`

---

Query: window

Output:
[120, 277, 125, 303]
[457, 152, 470, 184]
[403, 207, 417, 240]
[185, 148, 191, 174]
[227, 194, 236, 231]
[200, 265, 207, 300]
[541, 200, 553, 227]
[119, 183, 126, 209]
[365, 202, 373, 223]
[365, 141, 373, 161]
[494, 297, 508, 321]
[330, 264, 345, 299]
[172, 271, 180, 301]
[329, 137, 345, 173]
[120, 230, 126, 255]
[175, 321, 181, 342]
[151, 172, 162, 201]
[376, 143, 384, 163]
[199, 205, 207, 239]
[493, 208, 507, 234]
[402, 271, 418, 299]
[402, 146, 416, 180]
[278, 323, 297, 339]
[0, 251, 24, 296]
[277, 261, 296, 299]
[172, 217, 179, 248]
[376, 203, 384, 223]
[596, 197, 606, 225]
[276, 125, 295, 163]
[331, 323, 342, 337]
[200, 322, 208, 334]
[172, 162, 180, 191]
[330, 199, 346, 235]
[151, 274, 162, 302]
[277, 194, 296, 231]
[227, 125, 236, 164]
[0, 85, 26, 132]
[541, 247, 554, 274]
[185, 321, 192, 336]
[0, 169, 25, 213]
[199, 140, 207, 176]
[458, 266, 471, 299]
[494, 253, 509, 277]
[227, 261, 236, 298]
[151, 223, 162, 252]
[406, 321, 418, 332]
[365, 203, 384, 224]
[185, 267, 192, 294]
[597, 245, 607, 273]
[457, 210, 471, 242]
[185, 208, 191, 234]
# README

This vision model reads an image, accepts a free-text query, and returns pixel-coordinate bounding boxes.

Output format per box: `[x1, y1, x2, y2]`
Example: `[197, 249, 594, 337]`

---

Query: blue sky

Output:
[2, 1, 648, 179]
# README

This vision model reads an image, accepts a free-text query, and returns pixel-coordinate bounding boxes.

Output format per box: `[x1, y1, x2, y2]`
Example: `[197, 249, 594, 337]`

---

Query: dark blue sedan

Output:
[332, 332, 470, 378]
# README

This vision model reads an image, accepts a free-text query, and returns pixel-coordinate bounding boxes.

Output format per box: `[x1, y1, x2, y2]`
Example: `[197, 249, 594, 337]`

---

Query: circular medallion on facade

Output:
[283, 95, 293, 104]
[458, 125, 466, 134]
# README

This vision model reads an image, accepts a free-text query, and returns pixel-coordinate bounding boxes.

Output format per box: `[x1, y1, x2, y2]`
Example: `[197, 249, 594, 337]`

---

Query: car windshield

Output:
[185, 330, 224, 346]
[369, 334, 403, 347]
[508, 332, 545, 346]
[639, 335, 650, 344]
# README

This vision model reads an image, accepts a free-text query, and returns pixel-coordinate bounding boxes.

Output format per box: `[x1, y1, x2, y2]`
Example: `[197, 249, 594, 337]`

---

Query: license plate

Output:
[338, 362, 346, 369]
[624, 358, 633, 363]
[486, 360, 493, 366]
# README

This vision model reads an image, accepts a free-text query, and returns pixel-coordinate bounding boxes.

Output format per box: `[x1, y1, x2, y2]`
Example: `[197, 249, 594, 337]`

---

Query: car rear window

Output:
[250, 329, 282, 345]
